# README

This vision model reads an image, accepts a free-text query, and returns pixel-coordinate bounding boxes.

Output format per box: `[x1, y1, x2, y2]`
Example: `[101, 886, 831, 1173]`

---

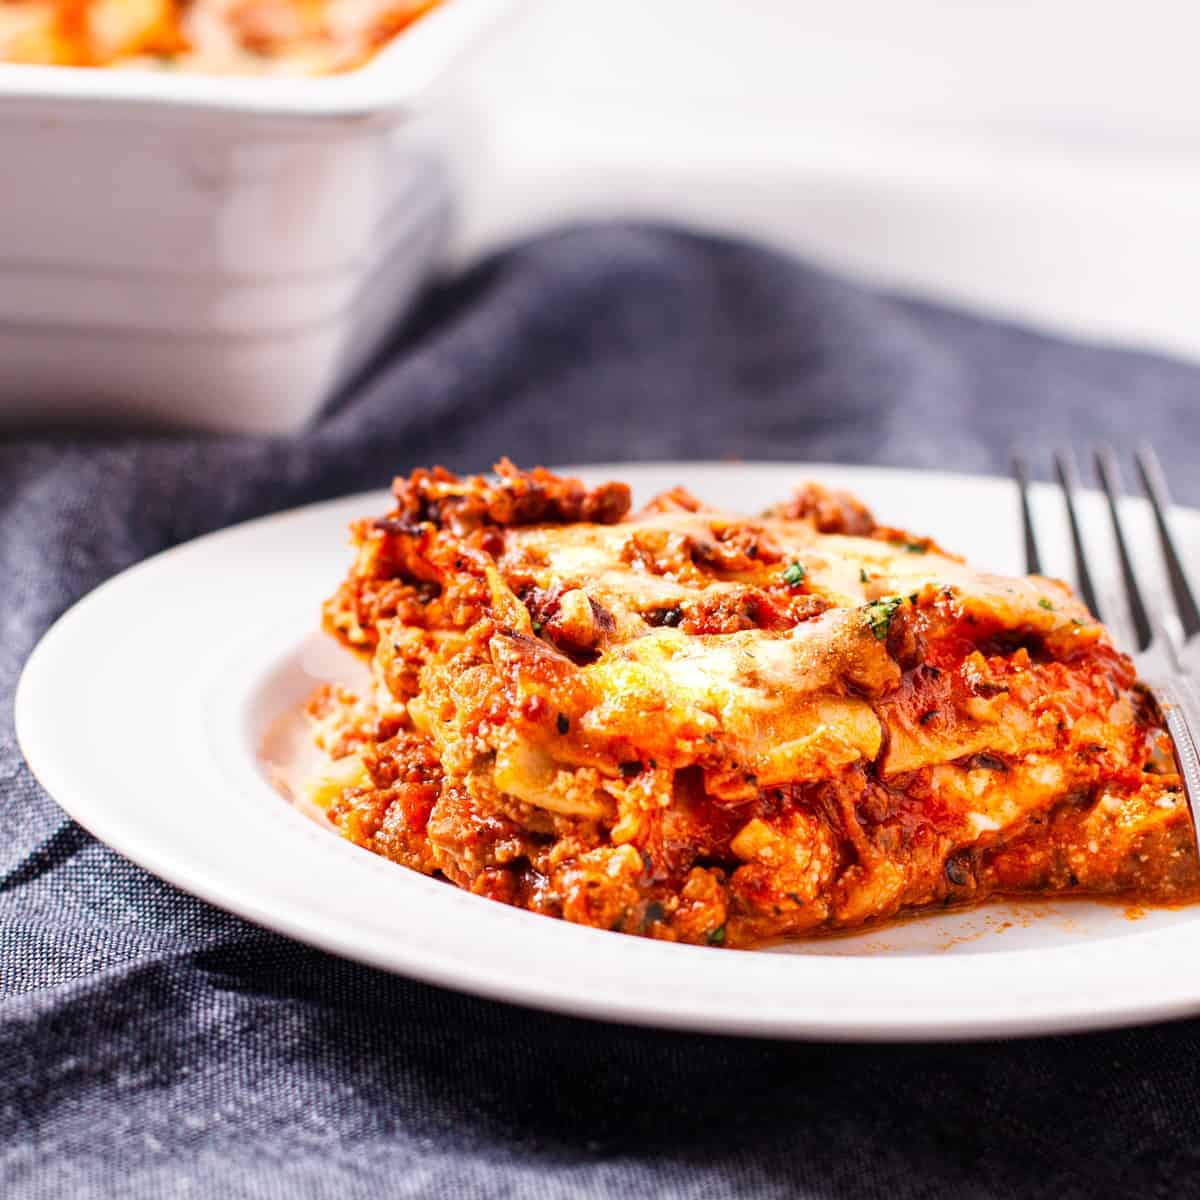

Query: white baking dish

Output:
[0, 0, 513, 434]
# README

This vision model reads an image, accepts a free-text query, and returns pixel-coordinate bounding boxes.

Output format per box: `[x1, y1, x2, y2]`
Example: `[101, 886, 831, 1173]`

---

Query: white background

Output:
[449, 1, 1200, 358]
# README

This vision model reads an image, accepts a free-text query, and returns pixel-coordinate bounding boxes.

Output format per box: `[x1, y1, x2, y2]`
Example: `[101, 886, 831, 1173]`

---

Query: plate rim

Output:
[16, 459, 1200, 1041]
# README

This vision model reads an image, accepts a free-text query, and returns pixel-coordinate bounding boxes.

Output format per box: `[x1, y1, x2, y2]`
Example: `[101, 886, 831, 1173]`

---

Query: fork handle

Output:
[1148, 676, 1200, 824]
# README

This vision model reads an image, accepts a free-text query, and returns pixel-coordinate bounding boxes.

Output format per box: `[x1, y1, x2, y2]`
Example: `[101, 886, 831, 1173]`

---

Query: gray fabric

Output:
[4, 224, 1200, 1199]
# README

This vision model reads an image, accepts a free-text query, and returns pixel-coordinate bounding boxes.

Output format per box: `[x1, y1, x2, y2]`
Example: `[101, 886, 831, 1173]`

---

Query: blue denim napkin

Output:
[4, 225, 1200, 1199]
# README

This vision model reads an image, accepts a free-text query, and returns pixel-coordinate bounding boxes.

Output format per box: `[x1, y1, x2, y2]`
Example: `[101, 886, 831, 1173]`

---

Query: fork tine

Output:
[1135, 445, 1200, 640]
[1053, 448, 1102, 618]
[1094, 446, 1154, 651]
[1012, 454, 1042, 575]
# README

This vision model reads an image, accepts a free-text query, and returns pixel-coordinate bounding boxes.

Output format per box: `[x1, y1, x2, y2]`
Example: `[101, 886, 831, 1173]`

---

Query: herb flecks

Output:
[905, 542, 927, 554]
[1038, 597, 1055, 611]
[782, 561, 807, 587]
[707, 925, 727, 947]
[859, 567, 871, 584]
[863, 596, 903, 641]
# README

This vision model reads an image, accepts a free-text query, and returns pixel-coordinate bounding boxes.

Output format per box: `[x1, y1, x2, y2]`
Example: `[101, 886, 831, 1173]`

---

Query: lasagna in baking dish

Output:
[303, 462, 1199, 947]
[0, 0, 438, 74]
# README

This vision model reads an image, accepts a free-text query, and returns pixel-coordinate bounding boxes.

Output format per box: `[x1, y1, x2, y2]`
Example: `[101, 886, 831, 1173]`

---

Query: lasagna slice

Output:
[303, 461, 1199, 947]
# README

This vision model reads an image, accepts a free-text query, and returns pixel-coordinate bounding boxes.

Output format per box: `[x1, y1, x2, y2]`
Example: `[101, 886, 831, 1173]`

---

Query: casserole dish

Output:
[0, 0, 513, 434]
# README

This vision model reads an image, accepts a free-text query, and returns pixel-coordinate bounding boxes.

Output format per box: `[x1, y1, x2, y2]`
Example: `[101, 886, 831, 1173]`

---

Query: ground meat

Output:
[767, 482, 877, 534]
[636, 487, 710, 515]
[388, 459, 631, 535]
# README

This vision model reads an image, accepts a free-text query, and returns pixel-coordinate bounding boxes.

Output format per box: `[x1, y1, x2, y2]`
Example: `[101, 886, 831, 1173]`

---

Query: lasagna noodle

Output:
[304, 463, 1200, 947]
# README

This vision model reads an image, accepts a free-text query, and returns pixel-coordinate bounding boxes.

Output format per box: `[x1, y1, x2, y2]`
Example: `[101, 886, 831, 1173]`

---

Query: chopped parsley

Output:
[782, 561, 807, 587]
[905, 542, 927, 554]
[859, 567, 870, 583]
[707, 925, 727, 947]
[1038, 598, 1055, 611]
[863, 596, 903, 641]
[531, 619, 544, 635]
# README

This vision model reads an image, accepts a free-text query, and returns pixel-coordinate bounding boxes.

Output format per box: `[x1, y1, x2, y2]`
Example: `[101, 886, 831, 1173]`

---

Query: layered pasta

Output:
[302, 462, 1199, 947]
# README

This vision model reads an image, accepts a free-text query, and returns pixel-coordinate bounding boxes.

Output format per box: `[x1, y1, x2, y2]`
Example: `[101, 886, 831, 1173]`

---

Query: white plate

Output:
[16, 462, 1200, 1040]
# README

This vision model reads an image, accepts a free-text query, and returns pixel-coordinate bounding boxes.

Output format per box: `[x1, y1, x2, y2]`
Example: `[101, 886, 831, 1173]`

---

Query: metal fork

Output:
[1013, 444, 1200, 815]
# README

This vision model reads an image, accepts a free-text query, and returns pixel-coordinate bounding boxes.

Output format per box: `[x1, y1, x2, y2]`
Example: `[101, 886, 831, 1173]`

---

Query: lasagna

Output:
[0, 0, 438, 75]
[302, 461, 1200, 947]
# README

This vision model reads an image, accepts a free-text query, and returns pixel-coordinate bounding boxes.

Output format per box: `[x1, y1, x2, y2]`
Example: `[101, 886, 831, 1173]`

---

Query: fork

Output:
[1013, 444, 1200, 817]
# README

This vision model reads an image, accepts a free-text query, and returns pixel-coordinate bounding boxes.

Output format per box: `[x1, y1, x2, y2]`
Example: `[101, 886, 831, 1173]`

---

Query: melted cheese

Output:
[577, 613, 894, 789]
[504, 511, 1087, 631]
[473, 508, 1101, 813]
